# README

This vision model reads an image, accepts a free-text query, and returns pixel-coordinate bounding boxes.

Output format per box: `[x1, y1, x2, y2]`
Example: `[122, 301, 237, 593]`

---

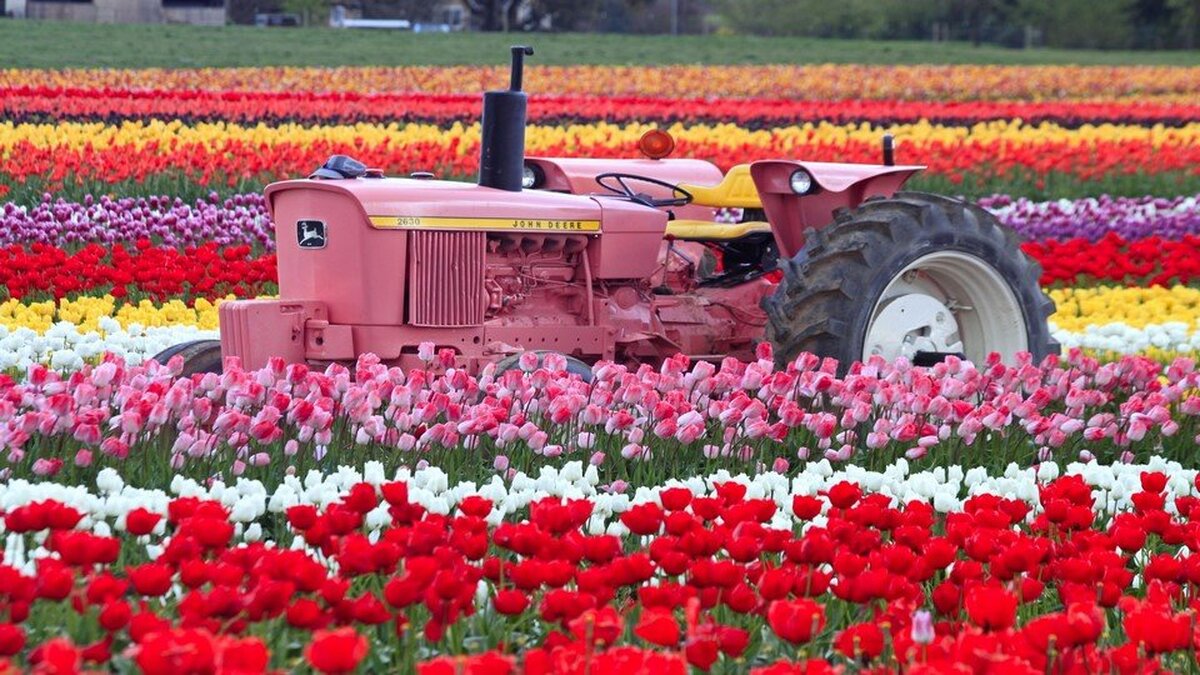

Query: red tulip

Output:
[791, 495, 823, 520]
[568, 607, 624, 647]
[98, 599, 132, 632]
[684, 635, 720, 671]
[620, 503, 664, 536]
[0, 624, 24, 657]
[965, 583, 1017, 631]
[219, 636, 269, 672]
[634, 607, 680, 647]
[493, 589, 530, 616]
[28, 638, 81, 675]
[125, 508, 162, 536]
[133, 629, 216, 675]
[826, 482, 861, 509]
[834, 622, 884, 660]
[127, 563, 173, 597]
[766, 598, 826, 645]
[305, 628, 369, 675]
[286, 598, 327, 630]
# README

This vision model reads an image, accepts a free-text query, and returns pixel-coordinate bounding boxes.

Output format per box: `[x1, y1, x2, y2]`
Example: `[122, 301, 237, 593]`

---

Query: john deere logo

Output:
[297, 220, 327, 249]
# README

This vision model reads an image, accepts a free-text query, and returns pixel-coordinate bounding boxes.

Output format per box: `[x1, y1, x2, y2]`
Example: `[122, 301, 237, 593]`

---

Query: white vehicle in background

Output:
[329, 5, 410, 29]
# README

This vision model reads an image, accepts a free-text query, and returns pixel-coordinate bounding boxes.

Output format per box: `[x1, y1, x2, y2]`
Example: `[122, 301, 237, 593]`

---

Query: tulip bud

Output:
[911, 610, 935, 645]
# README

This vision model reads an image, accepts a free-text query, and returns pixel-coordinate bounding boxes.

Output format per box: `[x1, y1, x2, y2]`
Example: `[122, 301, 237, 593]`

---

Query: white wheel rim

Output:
[863, 251, 1028, 365]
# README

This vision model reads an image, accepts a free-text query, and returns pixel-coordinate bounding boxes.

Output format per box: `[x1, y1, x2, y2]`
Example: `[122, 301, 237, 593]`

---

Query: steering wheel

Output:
[595, 173, 693, 208]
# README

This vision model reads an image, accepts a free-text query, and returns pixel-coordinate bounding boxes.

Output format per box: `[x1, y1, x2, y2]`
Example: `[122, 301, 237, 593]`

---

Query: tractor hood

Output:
[265, 177, 606, 234]
[264, 176, 666, 329]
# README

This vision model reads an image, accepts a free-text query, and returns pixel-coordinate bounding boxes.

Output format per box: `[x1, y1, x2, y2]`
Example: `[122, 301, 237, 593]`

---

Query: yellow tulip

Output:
[0, 296, 224, 334]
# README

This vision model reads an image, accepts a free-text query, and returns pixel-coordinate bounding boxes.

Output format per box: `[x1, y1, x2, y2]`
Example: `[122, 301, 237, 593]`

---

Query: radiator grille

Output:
[218, 302, 254, 364]
[407, 230, 486, 327]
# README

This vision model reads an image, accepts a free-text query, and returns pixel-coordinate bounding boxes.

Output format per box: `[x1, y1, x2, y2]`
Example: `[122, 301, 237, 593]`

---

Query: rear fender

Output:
[750, 160, 924, 259]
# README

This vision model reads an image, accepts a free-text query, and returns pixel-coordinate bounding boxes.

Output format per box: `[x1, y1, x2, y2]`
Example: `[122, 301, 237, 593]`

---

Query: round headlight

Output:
[789, 169, 814, 195]
[521, 164, 541, 189]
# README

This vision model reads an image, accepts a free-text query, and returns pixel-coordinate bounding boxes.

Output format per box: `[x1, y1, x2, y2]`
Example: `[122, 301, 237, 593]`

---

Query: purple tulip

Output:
[979, 193, 1200, 242]
[3, 192, 1197, 250]
[1, 192, 275, 250]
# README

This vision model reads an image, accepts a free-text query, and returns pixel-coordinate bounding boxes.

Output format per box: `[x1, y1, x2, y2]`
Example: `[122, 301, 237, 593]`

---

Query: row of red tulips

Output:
[0, 242, 276, 302]
[0, 467, 1197, 673]
[8, 88, 1200, 128]
[1028, 233, 1200, 286]
[1, 232, 1191, 303]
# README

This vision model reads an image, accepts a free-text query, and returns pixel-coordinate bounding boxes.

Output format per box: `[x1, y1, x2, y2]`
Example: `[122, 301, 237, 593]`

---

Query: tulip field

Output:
[3, 53, 1200, 673]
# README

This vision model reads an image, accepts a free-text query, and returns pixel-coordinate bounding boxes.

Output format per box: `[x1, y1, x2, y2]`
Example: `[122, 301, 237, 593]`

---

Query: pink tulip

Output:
[31, 458, 63, 477]
[518, 351, 540, 372]
[417, 342, 435, 363]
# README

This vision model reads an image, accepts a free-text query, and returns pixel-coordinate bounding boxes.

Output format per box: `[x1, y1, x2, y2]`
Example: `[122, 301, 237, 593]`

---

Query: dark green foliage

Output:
[712, 0, 1200, 50]
[0, 20, 1194, 68]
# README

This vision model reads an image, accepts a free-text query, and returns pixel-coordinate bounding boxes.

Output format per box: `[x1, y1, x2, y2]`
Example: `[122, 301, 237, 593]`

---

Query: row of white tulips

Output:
[1052, 321, 1200, 355]
[1, 320, 1197, 372]
[0, 323, 218, 371]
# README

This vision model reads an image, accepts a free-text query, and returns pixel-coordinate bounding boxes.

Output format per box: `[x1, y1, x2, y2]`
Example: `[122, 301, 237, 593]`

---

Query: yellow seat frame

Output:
[665, 220, 772, 241]
[677, 164, 763, 209]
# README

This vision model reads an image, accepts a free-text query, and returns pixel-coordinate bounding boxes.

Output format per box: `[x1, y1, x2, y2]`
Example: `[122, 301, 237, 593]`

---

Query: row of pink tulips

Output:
[2, 345, 1197, 489]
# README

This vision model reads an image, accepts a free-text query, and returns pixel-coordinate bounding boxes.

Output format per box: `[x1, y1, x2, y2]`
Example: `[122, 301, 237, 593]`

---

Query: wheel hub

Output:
[862, 250, 1027, 366]
[864, 293, 963, 361]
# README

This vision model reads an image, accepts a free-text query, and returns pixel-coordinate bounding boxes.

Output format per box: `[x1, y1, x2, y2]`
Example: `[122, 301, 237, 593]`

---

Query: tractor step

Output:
[912, 351, 966, 367]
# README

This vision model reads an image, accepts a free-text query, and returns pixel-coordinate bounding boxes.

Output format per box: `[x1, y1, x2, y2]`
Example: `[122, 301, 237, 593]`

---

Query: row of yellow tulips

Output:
[4, 289, 1200, 361]
[4, 120, 1198, 195]
[11, 119, 1199, 152]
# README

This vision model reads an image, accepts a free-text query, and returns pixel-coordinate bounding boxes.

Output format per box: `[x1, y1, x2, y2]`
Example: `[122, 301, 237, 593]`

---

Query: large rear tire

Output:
[763, 192, 1058, 371]
[150, 340, 224, 376]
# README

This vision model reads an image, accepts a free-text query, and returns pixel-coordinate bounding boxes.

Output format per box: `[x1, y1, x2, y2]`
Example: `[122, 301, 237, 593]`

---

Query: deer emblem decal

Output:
[297, 220, 327, 249]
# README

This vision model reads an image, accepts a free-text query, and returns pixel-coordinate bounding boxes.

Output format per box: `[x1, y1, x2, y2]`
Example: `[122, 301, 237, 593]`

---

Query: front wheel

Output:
[763, 192, 1058, 371]
[494, 350, 594, 382]
[150, 340, 224, 376]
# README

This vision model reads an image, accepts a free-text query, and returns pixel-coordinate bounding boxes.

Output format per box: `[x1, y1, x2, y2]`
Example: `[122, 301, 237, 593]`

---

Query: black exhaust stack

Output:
[478, 46, 534, 191]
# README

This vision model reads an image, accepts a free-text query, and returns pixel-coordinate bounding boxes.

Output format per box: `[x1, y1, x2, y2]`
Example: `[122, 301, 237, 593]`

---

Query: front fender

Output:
[750, 160, 924, 259]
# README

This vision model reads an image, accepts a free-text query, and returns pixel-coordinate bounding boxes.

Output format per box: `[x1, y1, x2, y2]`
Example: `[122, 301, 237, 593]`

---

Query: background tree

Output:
[1166, 0, 1200, 48]
[711, 0, 1196, 48]
[464, 0, 505, 31]
[281, 0, 328, 25]
[1018, 0, 1134, 49]
[517, 0, 601, 30]
[361, 0, 435, 21]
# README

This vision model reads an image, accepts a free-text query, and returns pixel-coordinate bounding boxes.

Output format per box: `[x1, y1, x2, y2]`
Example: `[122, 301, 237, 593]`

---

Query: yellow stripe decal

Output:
[370, 215, 601, 232]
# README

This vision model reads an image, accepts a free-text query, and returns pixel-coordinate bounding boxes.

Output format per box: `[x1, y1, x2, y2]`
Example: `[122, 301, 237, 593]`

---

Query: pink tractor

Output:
[156, 47, 1057, 376]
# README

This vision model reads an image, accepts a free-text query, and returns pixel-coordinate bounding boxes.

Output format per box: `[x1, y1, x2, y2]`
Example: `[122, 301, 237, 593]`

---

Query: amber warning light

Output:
[638, 129, 675, 160]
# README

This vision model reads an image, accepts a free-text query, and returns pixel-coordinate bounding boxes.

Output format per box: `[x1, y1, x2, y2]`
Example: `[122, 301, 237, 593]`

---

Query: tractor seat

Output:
[665, 220, 772, 241]
[677, 164, 763, 209]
